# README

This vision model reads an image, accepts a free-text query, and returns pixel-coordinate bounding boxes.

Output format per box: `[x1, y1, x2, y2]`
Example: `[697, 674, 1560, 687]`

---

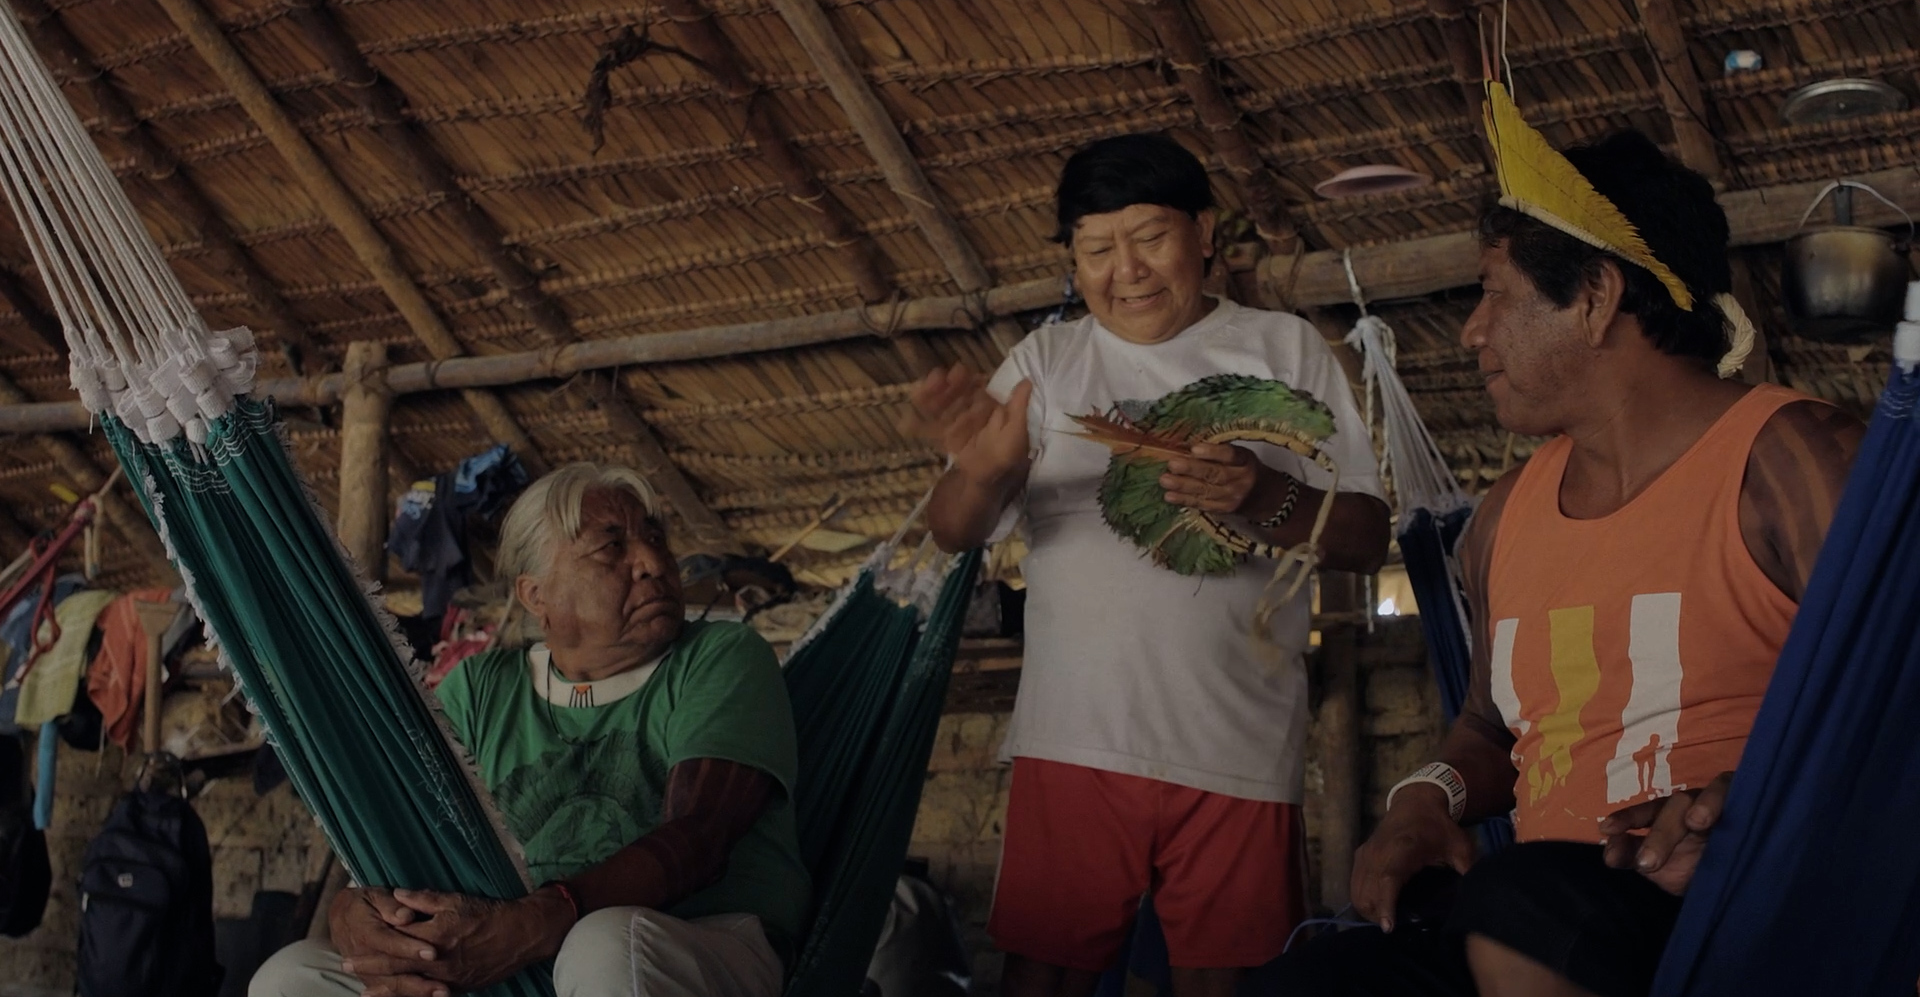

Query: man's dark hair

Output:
[1054, 133, 1214, 245]
[1478, 130, 1731, 362]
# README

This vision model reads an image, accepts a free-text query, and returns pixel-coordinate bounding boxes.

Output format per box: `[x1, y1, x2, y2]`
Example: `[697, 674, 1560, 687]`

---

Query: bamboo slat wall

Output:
[0, 0, 1912, 589]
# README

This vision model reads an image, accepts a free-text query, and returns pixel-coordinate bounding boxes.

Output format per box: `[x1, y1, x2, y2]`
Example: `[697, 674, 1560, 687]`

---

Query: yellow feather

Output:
[1483, 81, 1694, 312]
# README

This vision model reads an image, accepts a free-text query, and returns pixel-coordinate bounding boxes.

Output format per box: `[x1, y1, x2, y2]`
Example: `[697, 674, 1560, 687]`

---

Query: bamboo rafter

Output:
[643, 382, 916, 426]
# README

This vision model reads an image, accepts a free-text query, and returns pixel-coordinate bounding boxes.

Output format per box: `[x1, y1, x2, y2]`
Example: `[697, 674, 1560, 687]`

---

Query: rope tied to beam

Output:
[580, 23, 709, 152]
[857, 292, 910, 339]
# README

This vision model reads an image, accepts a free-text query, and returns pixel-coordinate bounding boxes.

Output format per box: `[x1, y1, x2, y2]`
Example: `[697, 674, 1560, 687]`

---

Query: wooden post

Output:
[1316, 570, 1363, 910]
[136, 600, 178, 757]
[337, 342, 390, 578]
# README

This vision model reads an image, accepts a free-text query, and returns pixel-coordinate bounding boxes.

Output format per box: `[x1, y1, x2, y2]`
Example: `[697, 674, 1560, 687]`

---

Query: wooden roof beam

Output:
[656, 0, 937, 376]
[10, 156, 1918, 433]
[149, 0, 551, 477]
[13, 0, 321, 374]
[1, 276, 1072, 433]
[281, 0, 740, 554]
[1632, 0, 1722, 181]
[767, 0, 1027, 354]
[1129, 0, 1305, 256]
[1426, 0, 1488, 139]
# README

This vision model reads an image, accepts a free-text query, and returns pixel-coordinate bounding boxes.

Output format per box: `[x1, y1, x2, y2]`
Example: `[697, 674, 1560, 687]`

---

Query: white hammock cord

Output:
[0, 1, 253, 445]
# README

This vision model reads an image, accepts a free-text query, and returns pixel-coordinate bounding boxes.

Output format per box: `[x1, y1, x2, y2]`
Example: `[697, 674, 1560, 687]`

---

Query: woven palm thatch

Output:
[0, 0, 1912, 590]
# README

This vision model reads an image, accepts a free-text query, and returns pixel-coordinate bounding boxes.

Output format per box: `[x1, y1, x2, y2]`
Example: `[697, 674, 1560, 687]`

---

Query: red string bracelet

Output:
[545, 881, 581, 923]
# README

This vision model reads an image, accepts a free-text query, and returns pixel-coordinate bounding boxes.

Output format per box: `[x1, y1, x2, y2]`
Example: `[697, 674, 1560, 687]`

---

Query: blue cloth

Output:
[1398, 507, 1475, 723]
[0, 574, 89, 735]
[388, 445, 527, 619]
[1652, 365, 1920, 996]
[31, 721, 53, 830]
[1399, 505, 1512, 854]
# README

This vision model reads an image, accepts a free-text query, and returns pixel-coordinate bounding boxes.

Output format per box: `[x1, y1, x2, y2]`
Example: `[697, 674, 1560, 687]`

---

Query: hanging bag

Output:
[76, 759, 222, 997]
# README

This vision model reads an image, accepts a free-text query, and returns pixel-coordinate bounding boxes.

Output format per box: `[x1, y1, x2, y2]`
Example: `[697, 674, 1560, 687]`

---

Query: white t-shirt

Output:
[986, 298, 1384, 803]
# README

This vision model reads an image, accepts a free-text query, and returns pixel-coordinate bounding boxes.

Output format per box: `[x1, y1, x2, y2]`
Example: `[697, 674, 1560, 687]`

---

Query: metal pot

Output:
[1781, 181, 1914, 343]
[1782, 226, 1910, 342]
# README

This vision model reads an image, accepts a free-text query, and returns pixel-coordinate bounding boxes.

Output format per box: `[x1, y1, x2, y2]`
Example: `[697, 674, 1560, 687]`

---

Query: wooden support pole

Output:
[13, 0, 321, 372]
[0, 277, 1069, 434]
[1315, 570, 1363, 910]
[658, 0, 937, 375]
[1426, 0, 1488, 141]
[767, 0, 1026, 354]
[1633, 0, 1721, 182]
[152, 0, 547, 474]
[1129, 0, 1304, 255]
[336, 342, 390, 578]
[280, 0, 734, 550]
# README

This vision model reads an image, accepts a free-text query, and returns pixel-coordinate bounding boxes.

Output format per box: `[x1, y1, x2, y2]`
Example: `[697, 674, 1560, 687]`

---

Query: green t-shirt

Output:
[436, 620, 811, 958]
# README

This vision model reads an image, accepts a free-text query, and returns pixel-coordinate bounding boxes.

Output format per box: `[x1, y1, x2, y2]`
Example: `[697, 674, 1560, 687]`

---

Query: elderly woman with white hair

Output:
[250, 463, 811, 997]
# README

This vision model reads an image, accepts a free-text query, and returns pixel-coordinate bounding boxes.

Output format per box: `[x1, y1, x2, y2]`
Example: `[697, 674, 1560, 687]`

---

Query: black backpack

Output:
[0, 733, 50, 937]
[77, 783, 223, 997]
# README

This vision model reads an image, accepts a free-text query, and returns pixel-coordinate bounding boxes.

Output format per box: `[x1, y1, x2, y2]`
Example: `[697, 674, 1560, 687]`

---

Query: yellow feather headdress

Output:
[1483, 80, 1693, 311]
[1482, 79, 1756, 377]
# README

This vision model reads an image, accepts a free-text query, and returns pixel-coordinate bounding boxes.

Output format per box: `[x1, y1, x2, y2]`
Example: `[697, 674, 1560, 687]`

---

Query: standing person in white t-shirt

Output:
[908, 134, 1389, 997]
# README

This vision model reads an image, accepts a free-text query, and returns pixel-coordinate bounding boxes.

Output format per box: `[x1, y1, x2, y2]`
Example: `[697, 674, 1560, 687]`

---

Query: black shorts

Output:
[1262, 841, 1684, 997]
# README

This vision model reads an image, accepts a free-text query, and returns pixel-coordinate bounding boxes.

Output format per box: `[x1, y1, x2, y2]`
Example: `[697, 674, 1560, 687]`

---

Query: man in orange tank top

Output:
[1270, 131, 1864, 997]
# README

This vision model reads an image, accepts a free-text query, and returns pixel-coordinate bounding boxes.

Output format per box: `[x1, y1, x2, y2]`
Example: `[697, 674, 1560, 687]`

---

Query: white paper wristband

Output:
[1387, 762, 1468, 823]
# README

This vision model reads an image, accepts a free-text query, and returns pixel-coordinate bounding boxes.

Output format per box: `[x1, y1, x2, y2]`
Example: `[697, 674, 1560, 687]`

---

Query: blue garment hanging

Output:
[1398, 507, 1512, 854]
[1397, 507, 1475, 723]
[1651, 360, 1920, 996]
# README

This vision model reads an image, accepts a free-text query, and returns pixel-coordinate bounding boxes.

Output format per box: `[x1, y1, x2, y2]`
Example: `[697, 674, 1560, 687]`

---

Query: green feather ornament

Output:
[1069, 374, 1339, 577]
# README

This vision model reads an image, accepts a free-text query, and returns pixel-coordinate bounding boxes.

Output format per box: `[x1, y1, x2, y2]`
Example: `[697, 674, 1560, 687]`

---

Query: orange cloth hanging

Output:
[85, 589, 176, 750]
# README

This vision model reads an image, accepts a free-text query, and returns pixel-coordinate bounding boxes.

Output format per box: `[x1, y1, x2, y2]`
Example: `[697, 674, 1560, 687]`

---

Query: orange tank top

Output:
[1486, 384, 1810, 843]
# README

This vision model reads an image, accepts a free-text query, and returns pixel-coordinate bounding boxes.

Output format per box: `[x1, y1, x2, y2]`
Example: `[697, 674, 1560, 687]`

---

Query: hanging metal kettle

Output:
[1781, 180, 1914, 342]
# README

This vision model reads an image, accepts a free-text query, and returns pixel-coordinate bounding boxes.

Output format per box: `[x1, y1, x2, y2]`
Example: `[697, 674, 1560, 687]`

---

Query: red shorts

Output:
[987, 757, 1306, 971]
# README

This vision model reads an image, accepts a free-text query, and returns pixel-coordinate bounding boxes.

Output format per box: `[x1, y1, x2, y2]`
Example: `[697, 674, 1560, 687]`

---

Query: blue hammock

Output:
[1398, 506, 1512, 854]
[1651, 361, 1920, 996]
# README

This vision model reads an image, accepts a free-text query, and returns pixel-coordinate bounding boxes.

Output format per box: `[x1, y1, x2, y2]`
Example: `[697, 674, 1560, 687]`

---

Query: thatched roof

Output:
[0, 0, 1912, 591]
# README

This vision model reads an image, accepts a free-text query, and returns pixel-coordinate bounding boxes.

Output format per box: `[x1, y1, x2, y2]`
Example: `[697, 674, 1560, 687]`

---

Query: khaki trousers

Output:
[248, 908, 782, 997]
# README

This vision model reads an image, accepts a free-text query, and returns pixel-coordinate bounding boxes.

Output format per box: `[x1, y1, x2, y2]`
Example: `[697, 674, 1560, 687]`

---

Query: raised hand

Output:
[1600, 770, 1733, 895]
[1351, 786, 1477, 933]
[905, 364, 1033, 483]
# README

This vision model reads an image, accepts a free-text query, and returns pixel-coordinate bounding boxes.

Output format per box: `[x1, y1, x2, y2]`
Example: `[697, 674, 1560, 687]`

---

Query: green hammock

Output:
[104, 403, 549, 997]
[106, 398, 979, 997]
[783, 545, 982, 997]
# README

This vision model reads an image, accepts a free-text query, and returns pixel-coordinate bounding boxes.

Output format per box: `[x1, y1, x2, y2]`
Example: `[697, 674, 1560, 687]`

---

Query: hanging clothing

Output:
[388, 444, 529, 619]
[1486, 385, 1807, 843]
[12, 588, 115, 729]
[0, 574, 86, 734]
[85, 588, 186, 750]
